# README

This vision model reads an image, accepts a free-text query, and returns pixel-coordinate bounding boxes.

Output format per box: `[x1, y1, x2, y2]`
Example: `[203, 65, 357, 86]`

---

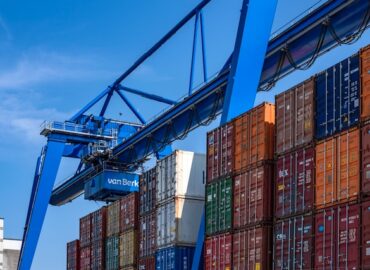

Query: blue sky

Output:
[0, 0, 368, 269]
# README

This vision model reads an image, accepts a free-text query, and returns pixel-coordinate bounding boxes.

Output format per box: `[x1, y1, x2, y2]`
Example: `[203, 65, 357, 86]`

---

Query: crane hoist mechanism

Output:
[18, 0, 370, 269]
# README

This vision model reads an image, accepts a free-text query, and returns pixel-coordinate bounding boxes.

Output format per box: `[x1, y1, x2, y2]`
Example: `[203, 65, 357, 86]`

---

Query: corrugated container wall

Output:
[233, 164, 273, 228]
[105, 235, 119, 270]
[204, 233, 232, 270]
[139, 211, 156, 258]
[315, 128, 360, 208]
[315, 203, 360, 269]
[80, 246, 91, 270]
[273, 215, 313, 270]
[206, 178, 232, 235]
[275, 147, 314, 218]
[362, 200, 370, 269]
[80, 214, 92, 248]
[362, 124, 370, 195]
[361, 45, 370, 121]
[140, 168, 156, 215]
[138, 256, 155, 270]
[157, 197, 204, 248]
[120, 192, 139, 232]
[233, 226, 272, 270]
[155, 246, 195, 270]
[107, 200, 120, 237]
[91, 207, 107, 242]
[275, 78, 315, 155]
[234, 102, 275, 172]
[315, 54, 360, 140]
[156, 150, 205, 203]
[67, 240, 80, 270]
[119, 230, 138, 268]
[91, 239, 104, 270]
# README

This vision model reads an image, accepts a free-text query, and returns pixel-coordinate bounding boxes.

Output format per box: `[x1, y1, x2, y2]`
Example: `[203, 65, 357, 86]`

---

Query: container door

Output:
[361, 46, 370, 121]
[315, 209, 336, 269]
[296, 148, 314, 214]
[362, 125, 370, 194]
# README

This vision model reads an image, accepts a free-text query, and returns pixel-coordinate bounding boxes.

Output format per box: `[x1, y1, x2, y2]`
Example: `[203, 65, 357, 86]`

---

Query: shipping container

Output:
[107, 200, 120, 237]
[157, 197, 204, 248]
[119, 230, 138, 268]
[233, 226, 272, 270]
[233, 164, 273, 229]
[275, 147, 314, 218]
[67, 240, 80, 270]
[91, 240, 105, 270]
[204, 233, 232, 270]
[315, 128, 360, 208]
[234, 102, 275, 172]
[138, 256, 155, 270]
[156, 150, 206, 203]
[361, 45, 370, 121]
[276, 78, 315, 155]
[273, 215, 313, 270]
[206, 177, 232, 235]
[91, 207, 107, 242]
[105, 235, 119, 270]
[315, 203, 360, 269]
[140, 168, 157, 215]
[139, 211, 156, 258]
[362, 200, 370, 269]
[362, 124, 370, 194]
[155, 246, 195, 270]
[120, 192, 139, 233]
[207, 122, 234, 182]
[316, 53, 360, 140]
[80, 214, 92, 248]
[80, 246, 91, 270]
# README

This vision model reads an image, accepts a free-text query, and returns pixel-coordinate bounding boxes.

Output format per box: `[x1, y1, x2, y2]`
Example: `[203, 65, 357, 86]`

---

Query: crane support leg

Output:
[191, 0, 277, 269]
[18, 140, 65, 270]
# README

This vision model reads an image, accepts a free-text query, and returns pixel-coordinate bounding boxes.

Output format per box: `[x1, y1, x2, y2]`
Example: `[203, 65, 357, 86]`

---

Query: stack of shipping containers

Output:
[80, 214, 92, 270]
[67, 240, 80, 270]
[91, 207, 107, 270]
[106, 200, 120, 270]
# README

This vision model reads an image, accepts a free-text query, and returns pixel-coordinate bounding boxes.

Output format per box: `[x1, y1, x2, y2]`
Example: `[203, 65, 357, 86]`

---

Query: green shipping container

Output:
[206, 178, 232, 235]
[105, 235, 119, 270]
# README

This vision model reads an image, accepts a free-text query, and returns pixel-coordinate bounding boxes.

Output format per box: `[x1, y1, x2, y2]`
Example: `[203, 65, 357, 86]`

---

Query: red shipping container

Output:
[362, 200, 370, 269]
[120, 192, 139, 232]
[80, 246, 91, 270]
[140, 168, 156, 215]
[91, 207, 107, 242]
[205, 233, 232, 270]
[362, 124, 370, 194]
[91, 240, 104, 270]
[275, 147, 314, 218]
[67, 240, 80, 270]
[315, 203, 360, 269]
[233, 164, 273, 228]
[274, 215, 313, 270]
[138, 256, 155, 270]
[207, 122, 234, 182]
[80, 214, 92, 248]
[233, 226, 272, 270]
[139, 211, 156, 258]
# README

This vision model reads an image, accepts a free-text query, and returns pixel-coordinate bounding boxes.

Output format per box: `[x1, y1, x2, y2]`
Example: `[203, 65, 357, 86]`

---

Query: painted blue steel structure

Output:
[18, 0, 370, 269]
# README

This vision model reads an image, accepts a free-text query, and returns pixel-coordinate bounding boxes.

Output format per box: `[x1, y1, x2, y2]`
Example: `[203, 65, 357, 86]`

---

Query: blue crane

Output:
[18, 0, 370, 269]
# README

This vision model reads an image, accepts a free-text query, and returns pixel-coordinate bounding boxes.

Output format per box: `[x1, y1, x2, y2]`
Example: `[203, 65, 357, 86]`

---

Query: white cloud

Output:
[0, 15, 12, 41]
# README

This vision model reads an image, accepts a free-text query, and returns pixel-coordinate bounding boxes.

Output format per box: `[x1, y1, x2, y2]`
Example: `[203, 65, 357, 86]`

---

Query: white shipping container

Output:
[156, 150, 206, 203]
[156, 197, 204, 248]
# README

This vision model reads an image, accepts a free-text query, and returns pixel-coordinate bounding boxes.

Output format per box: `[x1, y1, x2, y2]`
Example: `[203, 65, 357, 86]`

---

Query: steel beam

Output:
[118, 85, 176, 105]
[116, 90, 146, 124]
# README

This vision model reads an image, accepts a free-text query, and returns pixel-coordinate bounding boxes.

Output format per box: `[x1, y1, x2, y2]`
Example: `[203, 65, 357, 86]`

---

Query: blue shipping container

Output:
[315, 54, 360, 140]
[155, 246, 196, 270]
[84, 170, 139, 201]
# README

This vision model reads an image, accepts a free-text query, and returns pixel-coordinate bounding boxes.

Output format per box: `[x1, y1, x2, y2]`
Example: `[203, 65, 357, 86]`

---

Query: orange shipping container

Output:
[361, 45, 370, 121]
[234, 102, 275, 172]
[315, 128, 360, 208]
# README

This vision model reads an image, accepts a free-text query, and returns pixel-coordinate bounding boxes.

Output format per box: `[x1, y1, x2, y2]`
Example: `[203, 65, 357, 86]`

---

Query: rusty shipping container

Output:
[362, 200, 370, 269]
[120, 192, 139, 232]
[275, 147, 314, 218]
[207, 122, 234, 182]
[140, 168, 156, 215]
[119, 230, 138, 268]
[273, 215, 313, 270]
[204, 233, 232, 270]
[107, 200, 120, 236]
[138, 256, 155, 270]
[91, 240, 104, 270]
[362, 124, 370, 194]
[67, 240, 80, 270]
[233, 164, 273, 229]
[233, 226, 272, 270]
[234, 102, 275, 172]
[275, 78, 315, 155]
[315, 128, 360, 208]
[361, 45, 370, 121]
[80, 214, 92, 248]
[139, 211, 156, 258]
[91, 207, 107, 242]
[315, 203, 360, 269]
[80, 246, 91, 270]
